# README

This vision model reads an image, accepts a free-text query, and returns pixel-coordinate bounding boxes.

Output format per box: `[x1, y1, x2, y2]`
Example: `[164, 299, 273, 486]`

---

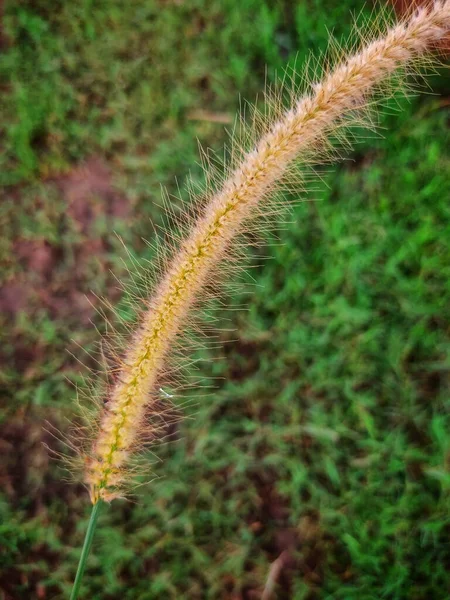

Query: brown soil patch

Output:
[1, 157, 131, 370]
[56, 156, 130, 233]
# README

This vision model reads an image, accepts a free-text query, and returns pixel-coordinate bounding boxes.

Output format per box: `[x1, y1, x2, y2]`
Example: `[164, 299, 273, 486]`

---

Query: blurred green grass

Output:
[1, 1, 449, 599]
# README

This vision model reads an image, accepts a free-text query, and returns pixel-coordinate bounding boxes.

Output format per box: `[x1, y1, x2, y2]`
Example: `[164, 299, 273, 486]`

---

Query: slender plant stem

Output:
[70, 501, 102, 600]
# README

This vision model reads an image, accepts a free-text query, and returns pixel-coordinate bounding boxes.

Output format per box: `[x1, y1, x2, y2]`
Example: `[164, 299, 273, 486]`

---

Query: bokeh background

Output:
[1, 1, 450, 598]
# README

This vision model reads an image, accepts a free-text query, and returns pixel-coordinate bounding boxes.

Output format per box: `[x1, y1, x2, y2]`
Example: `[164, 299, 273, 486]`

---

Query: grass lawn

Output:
[1, 1, 449, 598]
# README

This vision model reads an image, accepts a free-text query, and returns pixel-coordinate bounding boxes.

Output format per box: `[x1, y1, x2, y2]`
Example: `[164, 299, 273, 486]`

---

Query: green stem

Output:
[70, 501, 102, 600]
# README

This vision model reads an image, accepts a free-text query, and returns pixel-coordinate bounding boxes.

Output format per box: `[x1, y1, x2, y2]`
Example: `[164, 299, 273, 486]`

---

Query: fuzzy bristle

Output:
[83, 2, 450, 503]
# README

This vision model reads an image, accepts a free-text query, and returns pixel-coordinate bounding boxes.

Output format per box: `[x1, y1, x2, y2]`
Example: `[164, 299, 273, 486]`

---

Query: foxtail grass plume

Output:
[84, 2, 450, 503]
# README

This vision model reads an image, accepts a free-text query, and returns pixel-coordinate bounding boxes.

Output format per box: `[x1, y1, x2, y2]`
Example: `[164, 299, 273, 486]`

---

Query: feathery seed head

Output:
[81, 2, 450, 503]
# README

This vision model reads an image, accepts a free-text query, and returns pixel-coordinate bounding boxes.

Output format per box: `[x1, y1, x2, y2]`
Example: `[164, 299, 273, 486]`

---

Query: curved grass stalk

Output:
[85, 1, 450, 504]
[69, 3, 450, 597]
